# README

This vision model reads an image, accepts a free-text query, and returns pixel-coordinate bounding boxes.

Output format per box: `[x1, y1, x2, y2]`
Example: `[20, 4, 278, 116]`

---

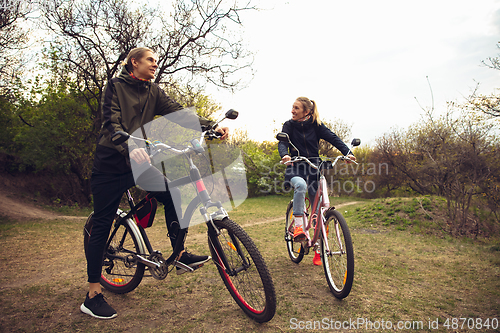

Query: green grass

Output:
[0, 196, 499, 332]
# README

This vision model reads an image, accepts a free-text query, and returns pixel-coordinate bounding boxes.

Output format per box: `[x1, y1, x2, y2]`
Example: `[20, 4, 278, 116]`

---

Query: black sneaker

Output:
[80, 293, 117, 319]
[176, 251, 211, 275]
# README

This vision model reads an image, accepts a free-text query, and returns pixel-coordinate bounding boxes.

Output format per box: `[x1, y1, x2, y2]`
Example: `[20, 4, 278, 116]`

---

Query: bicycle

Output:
[83, 110, 276, 323]
[276, 132, 360, 299]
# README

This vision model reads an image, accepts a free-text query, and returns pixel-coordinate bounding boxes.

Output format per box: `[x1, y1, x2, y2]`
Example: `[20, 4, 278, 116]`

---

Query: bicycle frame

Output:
[296, 170, 344, 257]
[109, 160, 231, 271]
[106, 125, 239, 277]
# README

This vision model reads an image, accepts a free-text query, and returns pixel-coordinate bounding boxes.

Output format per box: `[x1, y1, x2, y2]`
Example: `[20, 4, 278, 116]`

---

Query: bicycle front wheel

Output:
[321, 209, 354, 299]
[285, 200, 304, 263]
[208, 217, 276, 323]
[83, 213, 145, 294]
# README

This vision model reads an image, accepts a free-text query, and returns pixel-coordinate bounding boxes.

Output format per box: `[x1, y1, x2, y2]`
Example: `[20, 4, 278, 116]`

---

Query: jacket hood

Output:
[118, 66, 152, 87]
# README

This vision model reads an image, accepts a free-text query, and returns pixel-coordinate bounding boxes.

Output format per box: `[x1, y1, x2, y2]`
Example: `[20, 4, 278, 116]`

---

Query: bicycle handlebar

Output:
[281, 155, 358, 169]
[128, 127, 221, 158]
[111, 109, 236, 158]
[276, 131, 360, 170]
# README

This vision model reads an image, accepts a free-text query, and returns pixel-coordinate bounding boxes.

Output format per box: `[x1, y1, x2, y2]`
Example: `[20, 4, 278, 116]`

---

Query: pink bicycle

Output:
[277, 132, 360, 299]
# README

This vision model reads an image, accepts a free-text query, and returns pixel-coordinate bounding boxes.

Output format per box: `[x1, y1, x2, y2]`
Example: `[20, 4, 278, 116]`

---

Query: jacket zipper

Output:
[301, 123, 310, 157]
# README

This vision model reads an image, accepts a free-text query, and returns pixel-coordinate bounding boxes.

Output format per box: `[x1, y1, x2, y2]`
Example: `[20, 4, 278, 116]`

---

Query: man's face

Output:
[132, 51, 158, 80]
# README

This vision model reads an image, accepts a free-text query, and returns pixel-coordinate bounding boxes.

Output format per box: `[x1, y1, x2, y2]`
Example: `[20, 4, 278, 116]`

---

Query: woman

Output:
[278, 97, 354, 265]
[81, 47, 228, 319]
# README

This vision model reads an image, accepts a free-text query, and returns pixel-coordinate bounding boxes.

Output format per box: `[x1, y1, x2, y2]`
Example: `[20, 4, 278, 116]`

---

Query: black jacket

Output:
[278, 117, 351, 182]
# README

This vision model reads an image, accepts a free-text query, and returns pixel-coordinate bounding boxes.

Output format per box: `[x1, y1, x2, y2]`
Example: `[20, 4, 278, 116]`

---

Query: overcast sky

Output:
[207, 0, 500, 146]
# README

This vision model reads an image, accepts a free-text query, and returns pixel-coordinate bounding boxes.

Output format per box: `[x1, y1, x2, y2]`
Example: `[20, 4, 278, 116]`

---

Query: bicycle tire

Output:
[285, 200, 304, 263]
[208, 217, 276, 323]
[83, 212, 145, 294]
[321, 209, 354, 299]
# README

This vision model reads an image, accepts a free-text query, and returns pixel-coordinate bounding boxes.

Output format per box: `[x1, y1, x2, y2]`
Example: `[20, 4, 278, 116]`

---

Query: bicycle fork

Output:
[322, 214, 345, 257]
[207, 223, 251, 277]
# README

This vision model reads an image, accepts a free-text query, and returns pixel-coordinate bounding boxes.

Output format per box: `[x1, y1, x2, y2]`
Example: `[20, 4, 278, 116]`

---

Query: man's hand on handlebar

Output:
[130, 148, 151, 165]
[216, 126, 229, 140]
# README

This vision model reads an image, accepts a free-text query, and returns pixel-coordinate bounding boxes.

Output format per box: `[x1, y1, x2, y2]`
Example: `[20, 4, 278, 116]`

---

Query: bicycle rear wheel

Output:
[285, 200, 304, 263]
[321, 209, 354, 299]
[83, 213, 145, 294]
[208, 217, 276, 323]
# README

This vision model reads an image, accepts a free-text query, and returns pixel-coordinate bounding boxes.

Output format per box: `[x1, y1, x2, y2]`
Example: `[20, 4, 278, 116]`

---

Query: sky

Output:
[206, 0, 500, 146]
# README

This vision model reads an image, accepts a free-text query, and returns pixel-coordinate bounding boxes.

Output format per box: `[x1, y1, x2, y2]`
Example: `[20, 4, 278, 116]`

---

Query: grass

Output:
[0, 195, 499, 332]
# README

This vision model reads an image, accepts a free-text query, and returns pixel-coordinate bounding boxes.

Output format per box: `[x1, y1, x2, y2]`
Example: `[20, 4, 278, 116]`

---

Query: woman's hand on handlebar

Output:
[281, 155, 292, 165]
[130, 148, 151, 164]
[345, 154, 356, 164]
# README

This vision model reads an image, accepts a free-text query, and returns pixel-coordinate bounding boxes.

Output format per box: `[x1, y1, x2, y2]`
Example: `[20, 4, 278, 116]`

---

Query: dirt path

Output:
[0, 186, 360, 225]
[0, 189, 86, 221]
[239, 201, 362, 228]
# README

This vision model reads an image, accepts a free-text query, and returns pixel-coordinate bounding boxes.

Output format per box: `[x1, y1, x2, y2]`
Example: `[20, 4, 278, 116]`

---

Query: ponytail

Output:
[296, 97, 322, 125]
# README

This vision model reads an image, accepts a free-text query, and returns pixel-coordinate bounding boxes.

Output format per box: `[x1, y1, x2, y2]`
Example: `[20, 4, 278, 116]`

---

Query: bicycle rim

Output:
[85, 214, 145, 294]
[321, 210, 354, 299]
[209, 218, 276, 323]
[285, 200, 304, 263]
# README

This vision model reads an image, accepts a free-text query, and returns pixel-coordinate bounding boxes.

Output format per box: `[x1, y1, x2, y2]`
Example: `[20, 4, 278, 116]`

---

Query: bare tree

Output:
[0, 1, 32, 95]
[375, 101, 497, 237]
[471, 42, 500, 118]
[464, 84, 500, 118]
[41, 0, 255, 131]
[482, 42, 500, 71]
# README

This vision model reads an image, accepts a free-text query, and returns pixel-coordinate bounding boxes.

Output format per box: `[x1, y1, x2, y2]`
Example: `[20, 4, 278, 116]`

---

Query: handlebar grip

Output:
[205, 129, 223, 141]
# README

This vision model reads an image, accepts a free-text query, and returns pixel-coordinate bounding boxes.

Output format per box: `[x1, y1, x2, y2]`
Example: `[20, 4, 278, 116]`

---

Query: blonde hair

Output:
[296, 97, 321, 125]
[121, 47, 155, 72]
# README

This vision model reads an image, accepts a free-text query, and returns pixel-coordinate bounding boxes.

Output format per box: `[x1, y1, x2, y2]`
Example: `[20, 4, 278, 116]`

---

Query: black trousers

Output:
[86, 166, 183, 283]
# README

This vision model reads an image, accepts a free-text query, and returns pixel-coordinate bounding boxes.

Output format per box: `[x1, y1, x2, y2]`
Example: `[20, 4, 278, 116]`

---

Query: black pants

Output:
[86, 167, 183, 283]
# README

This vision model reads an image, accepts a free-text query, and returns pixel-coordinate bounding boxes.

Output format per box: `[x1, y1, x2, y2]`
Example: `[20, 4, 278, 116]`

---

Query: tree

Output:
[13, 78, 95, 203]
[0, 0, 32, 95]
[465, 85, 500, 118]
[374, 105, 499, 237]
[161, 79, 222, 120]
[41, 0, 255, 132]
[318, 118, 352, 157]
[471, 42, 500, 118]
[0, 96, 19, 155]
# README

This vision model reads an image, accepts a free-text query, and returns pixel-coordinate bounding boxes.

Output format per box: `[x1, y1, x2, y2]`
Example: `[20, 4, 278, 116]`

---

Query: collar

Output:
[129, 72, 150, 82]
[291, 115, 313, 126]
[298, 115, 311, 122]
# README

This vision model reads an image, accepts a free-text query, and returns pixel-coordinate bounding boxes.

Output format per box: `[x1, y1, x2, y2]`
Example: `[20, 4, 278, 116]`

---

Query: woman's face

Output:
[131, 51, 158, 80]
[291, 100, 309, 121]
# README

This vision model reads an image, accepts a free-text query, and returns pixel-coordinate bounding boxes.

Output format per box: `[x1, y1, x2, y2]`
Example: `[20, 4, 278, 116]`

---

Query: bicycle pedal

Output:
[293, 235, 306, 242]
[193, 263, 204, 270]
[174, 261, 194, 272]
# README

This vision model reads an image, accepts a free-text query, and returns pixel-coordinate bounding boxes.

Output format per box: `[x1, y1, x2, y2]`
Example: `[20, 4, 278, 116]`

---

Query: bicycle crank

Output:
[148, 251, 168, 280]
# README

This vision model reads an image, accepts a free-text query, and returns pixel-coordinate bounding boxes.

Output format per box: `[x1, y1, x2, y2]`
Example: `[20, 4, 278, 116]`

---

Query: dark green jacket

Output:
[93, 67, 213, 174]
